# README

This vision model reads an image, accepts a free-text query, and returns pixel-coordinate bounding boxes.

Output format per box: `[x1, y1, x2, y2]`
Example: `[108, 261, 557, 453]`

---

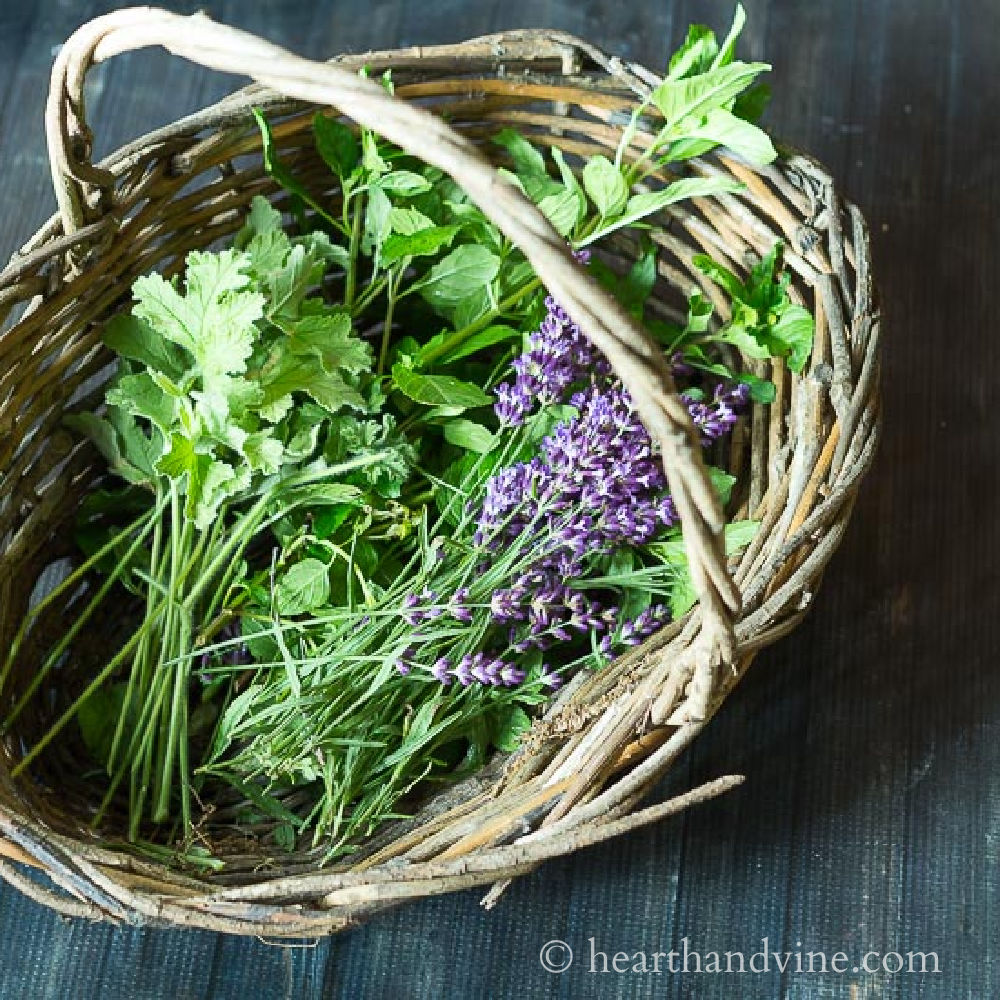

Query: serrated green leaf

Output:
[388, 206, 435, 235]
[261, 351, 366, 414]
[283, 313, 372, 375]
[537, 187, 585, 237]
[107, 372, 178, 433]
[243, 431, 284, 473]
[276, 558, 330, 615]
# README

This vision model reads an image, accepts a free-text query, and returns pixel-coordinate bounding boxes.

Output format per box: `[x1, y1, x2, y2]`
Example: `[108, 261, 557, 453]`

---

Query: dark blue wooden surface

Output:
[0, 1, 994, 997]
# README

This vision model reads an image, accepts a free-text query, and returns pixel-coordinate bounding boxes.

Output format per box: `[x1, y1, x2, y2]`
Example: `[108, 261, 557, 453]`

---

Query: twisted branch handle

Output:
[45, 6, 740, 714]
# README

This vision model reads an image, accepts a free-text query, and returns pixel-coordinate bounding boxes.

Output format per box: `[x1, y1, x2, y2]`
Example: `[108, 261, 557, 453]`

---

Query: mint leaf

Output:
[582, 156, 629, 217]
[492, 128, 548, 179]
[388, 206, 436, 235]
[313, 113, 359, 178]
[651, 61, 771, 129]
[363, 185, 392, 266]
[738, 372, 776, 404]
[443, 418, 496, 454]
[707, 466, 737, 505]
[378, 170, 432, 196]
[381, 225, 460, 265]
[671, 107, 776, 165]
[391, 365, 492, 409]
[537, 187, 586, 237]
[413, 245, 500, 307]
[276, 558, 330, 615]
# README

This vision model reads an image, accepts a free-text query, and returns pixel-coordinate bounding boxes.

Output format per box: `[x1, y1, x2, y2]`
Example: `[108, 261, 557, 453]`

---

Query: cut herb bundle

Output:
[2, 5, 815, 861]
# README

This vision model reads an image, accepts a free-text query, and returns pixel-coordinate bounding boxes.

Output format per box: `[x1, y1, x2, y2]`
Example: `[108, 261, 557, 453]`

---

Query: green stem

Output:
[10, 616, 154, 779]
[0, 503, 159, 696]
[1, 505, 163, 733]
[344, 191, 364, 310]
[376, 269, 400, 376]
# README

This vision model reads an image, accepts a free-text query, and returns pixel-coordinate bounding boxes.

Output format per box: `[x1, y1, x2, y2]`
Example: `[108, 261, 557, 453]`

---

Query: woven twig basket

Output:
[0, 9, 879, 935]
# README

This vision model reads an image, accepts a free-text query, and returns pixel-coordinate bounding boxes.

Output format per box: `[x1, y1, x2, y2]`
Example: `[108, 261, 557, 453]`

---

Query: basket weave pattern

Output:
[0, 9, 878, 934]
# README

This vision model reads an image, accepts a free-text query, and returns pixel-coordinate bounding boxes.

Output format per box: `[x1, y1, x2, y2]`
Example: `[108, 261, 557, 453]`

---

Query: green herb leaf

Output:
[381, 225, 460, 265]
[442, 418, 496, 454]
[413, 245, 500, 307]
[284, 313, 372, 375]
[391, 365, 492, 409]
[103, 314, 187, 380]
[766, 303, 814, 373]
[651, 61, 771, 130]
[378, 171, 433, 196]
[670, 107, 776, 165]
[276, 558, 331, 615]
[581, 155, 629, 217]
[578, 177, 743, 246]
[313, 113, 360, 178]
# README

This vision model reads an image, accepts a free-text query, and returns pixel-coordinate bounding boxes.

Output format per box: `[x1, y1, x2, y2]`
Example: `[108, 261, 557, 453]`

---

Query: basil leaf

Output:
[766, 303, 814, 373]
[579, 177, 743, 246]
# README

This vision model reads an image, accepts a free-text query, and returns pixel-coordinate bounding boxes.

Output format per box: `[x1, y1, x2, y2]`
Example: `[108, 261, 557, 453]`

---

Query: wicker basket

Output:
[0, 8, 879, 935]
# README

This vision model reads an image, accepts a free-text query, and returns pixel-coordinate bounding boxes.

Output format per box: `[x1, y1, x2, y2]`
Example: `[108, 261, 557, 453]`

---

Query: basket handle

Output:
[45, 7, 740, 716]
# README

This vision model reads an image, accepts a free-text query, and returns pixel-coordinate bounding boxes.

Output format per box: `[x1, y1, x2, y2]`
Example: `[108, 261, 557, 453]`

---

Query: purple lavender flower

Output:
[493, 292, 610, 427]
[402, 588, 443, 626]
[684, 382, 752, 444]
[422, 651, 526, 688]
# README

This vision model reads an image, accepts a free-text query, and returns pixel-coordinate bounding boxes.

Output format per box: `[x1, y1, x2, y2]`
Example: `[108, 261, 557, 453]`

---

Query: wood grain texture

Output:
[0, 0, 989, 996]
